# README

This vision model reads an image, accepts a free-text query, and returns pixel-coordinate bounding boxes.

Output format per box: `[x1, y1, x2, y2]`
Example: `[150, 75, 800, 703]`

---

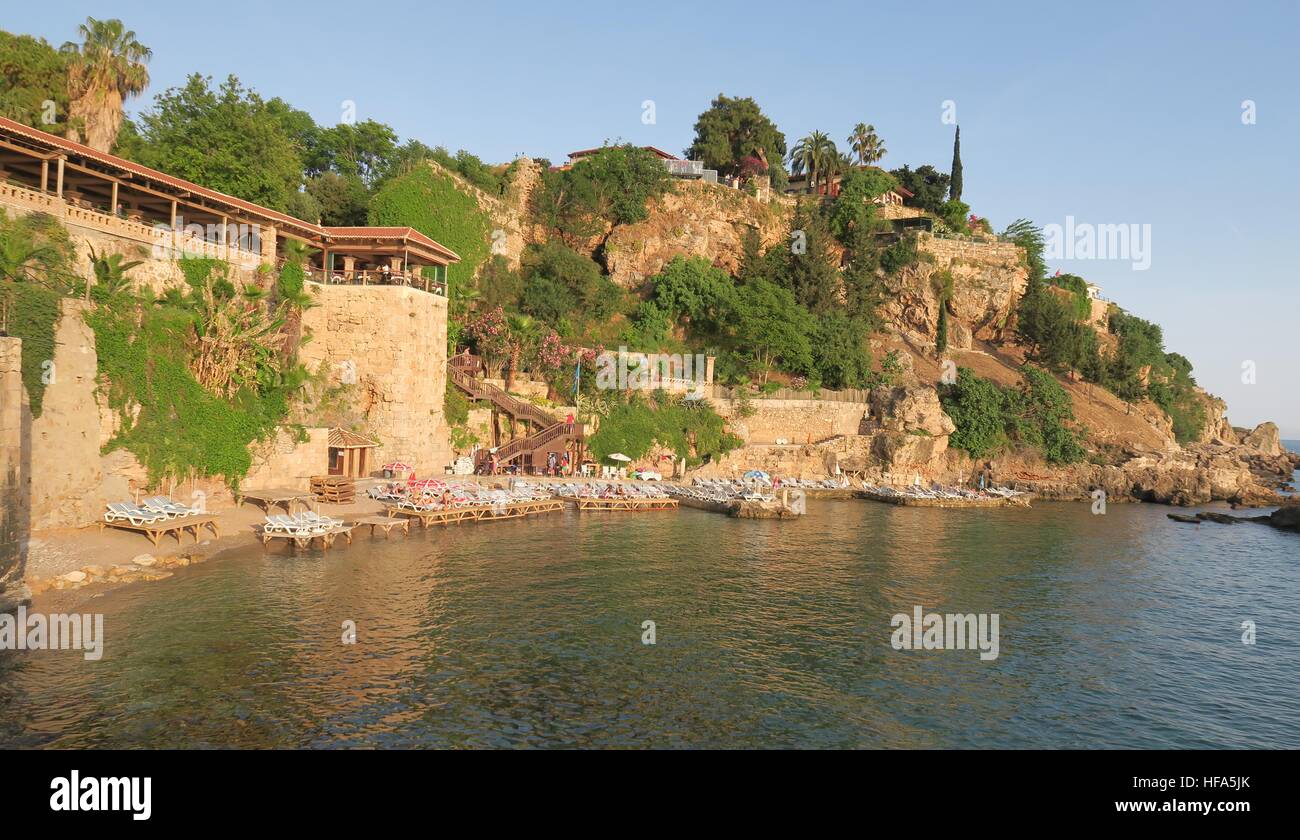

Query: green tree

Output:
[813, 311, 872, 388]
[644, 256, 736, 334]
[531, 145, 670, 245]
[889, 164, 950, 213]
[734, 277, 815, 382]
[1002, 219, 1046, 282]
[686, 94, 788, 178]
[940, 368, 1008, 458]
[124, 74, 305, 211]
[304, 171, 370, 226]
[789, 130, 838, 193]
[828, 167, 897, 240]
[60, 17, 151, 152]
[0, 31, 70, 134]
[780, 203, 841, 314]
[949, 126, 963, 201]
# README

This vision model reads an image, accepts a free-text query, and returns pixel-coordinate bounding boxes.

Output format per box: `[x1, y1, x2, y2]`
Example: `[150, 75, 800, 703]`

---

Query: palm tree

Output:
[86, 243, 143, 303]
[847, 123, 887, 166]
[61, 18, 152, 152]
[788, 131, 839, 195]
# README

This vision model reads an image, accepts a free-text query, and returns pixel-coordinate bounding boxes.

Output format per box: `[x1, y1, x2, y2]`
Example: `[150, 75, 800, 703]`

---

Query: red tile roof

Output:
[0, 116, 459, 262]
[568, 144, 680, 161]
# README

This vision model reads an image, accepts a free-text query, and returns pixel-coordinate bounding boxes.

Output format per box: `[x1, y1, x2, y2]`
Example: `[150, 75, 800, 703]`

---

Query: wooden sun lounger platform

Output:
[575, 497, 679, 512]
[99, 514, 221, 546]
[237, 487, 314, 513]
[357, 516, 411, 538]
[384, 498, 564, 527]
[259, 523, 356, 550]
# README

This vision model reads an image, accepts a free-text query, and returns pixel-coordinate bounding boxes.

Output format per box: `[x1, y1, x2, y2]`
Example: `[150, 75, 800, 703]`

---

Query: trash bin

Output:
[382, 468, 394, 479]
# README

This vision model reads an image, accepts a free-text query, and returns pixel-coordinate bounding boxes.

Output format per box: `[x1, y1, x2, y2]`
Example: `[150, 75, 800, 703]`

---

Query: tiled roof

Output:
[328, 427, 378, 448]
[0, 116, 460, 261]
[568, 145, 680, 161]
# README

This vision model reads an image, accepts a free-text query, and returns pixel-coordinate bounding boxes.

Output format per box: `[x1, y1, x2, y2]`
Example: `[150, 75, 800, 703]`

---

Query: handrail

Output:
[447, 365, 556, 427]
[496, 421, 579, 463]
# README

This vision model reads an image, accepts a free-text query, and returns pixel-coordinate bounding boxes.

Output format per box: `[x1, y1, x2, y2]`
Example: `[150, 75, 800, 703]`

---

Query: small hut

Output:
[327, 427, 379, 478]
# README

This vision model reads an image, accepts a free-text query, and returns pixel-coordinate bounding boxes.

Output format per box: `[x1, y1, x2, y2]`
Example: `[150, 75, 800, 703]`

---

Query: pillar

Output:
[260, 225, 278, 263]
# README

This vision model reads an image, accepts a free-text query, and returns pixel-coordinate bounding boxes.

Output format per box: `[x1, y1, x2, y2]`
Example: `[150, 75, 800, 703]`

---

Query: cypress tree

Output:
[949, 126, 963, 201]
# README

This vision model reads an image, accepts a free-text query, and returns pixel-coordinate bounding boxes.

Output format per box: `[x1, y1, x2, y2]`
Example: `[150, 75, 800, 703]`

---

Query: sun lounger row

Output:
[548, 481, 669, 500]
[104, 497, 205, 526]
[669, 479, 775, 503]
[263, 512, 344, 537]
[861, 482, 1023, 500]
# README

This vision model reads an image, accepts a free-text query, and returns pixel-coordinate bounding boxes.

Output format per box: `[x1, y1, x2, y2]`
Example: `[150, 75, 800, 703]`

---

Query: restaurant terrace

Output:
[0, 116, 459, 293]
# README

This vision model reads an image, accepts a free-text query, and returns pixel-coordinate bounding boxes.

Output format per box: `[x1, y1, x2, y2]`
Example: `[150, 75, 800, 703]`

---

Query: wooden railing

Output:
[447, 365, 556, 428]
[496, 421, 580, 464]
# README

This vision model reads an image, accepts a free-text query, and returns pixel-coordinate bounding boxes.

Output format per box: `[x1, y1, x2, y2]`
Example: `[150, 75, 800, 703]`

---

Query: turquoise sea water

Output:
[1, 498, 1297, 748]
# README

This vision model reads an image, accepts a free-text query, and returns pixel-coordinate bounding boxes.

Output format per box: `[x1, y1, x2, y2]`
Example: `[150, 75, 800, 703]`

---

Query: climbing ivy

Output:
[88, 295, 295, 489]
[367, 166, 492, 298]
[9, 283, 61, 418]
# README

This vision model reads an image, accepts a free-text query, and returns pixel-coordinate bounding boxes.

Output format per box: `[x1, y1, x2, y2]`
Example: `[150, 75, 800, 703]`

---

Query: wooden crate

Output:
[310, 475, 355, 504]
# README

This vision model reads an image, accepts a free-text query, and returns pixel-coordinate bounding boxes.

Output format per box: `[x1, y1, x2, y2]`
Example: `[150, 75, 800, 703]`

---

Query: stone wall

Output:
[25, 299, 125, 529]
[244, 427, 331, 489]
[299, 283, 452, 472]
[915, 231, 1023, 265]
[0, 337, 29, 610]
[713, 397, 868, 445]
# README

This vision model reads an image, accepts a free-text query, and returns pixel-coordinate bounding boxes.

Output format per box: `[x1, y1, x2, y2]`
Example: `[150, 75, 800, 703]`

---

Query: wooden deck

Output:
[259, 523, 356, 550]
[356, 516, 411, 538]
[100, 514, 221, 546]
[237, 487, 315, 513]
[385, 498, 564, 527]
[574, 497, 678, 512]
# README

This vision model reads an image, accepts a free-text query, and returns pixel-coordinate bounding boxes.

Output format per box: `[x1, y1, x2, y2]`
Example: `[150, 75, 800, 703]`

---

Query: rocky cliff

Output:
[603, 182, 787, 288]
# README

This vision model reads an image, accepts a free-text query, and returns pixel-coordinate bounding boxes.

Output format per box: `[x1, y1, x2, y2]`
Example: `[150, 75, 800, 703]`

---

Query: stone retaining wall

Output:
[299, 283, 452, 473]
[714, 397, 867, 445]
[0, 337, 29, 610]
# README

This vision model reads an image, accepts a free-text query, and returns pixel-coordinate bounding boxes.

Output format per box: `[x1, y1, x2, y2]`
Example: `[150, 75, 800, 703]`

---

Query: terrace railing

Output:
[304, 266, 447, 296]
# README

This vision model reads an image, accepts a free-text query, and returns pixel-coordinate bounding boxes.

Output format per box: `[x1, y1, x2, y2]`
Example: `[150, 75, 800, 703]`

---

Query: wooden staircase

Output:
[447, 356, 582, 466]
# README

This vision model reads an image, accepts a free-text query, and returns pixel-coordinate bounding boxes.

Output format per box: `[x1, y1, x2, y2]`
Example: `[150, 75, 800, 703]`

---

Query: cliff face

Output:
[603, 181, 787, 288]
[880, 234, 1028, 349]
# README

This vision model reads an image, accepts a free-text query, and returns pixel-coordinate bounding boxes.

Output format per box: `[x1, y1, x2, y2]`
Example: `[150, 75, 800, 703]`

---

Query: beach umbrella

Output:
[382, 461, 412, 472]
[607, 453, 632, 462]
[743, 469, 771, 482]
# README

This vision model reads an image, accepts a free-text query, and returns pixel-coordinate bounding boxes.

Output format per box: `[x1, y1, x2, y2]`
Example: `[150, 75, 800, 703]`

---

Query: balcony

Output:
[303, 266, 447, 297]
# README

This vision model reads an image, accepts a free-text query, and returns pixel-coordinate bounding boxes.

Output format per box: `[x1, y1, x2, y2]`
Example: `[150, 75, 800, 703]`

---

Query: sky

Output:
[9, 0, 1300, 435]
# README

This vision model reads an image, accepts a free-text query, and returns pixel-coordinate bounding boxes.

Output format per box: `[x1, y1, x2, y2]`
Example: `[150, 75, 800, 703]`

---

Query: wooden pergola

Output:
[327, 427, 379, 478]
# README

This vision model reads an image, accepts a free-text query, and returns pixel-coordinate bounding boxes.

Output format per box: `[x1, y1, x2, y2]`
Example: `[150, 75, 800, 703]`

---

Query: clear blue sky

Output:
[12, 0, 1300, 435]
